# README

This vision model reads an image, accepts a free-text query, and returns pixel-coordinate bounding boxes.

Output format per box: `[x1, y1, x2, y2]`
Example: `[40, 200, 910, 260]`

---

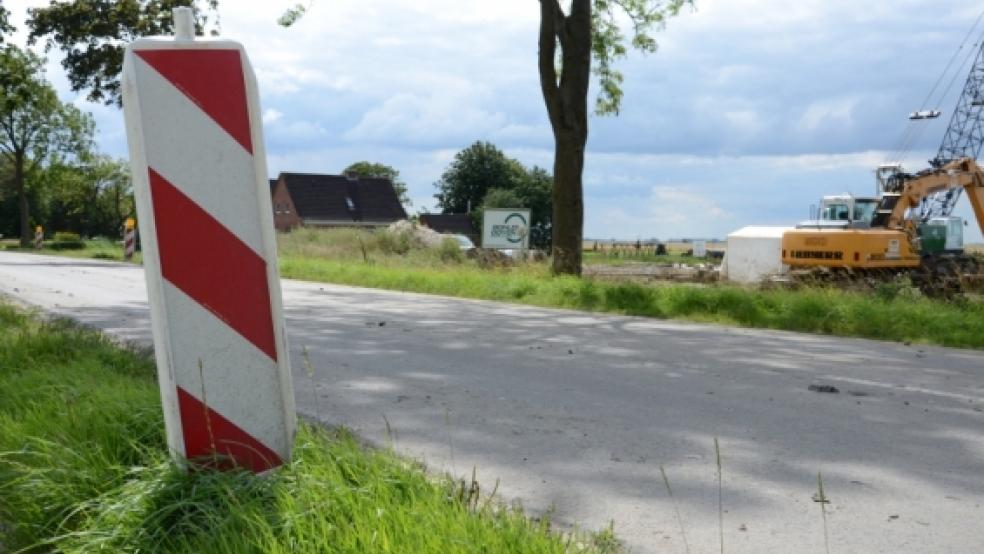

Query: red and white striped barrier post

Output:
[123, 217, 136, 260]
[122, 8, 295, 472]
[34, 226, 43, 250]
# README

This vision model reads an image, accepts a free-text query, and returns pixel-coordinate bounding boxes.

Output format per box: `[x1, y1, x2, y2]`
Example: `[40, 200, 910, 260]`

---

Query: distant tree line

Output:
[0, 39, 131, 242]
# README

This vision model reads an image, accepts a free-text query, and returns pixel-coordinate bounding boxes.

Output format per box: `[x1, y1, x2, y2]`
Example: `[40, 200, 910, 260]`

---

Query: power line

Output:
[890, 9, 984, 166]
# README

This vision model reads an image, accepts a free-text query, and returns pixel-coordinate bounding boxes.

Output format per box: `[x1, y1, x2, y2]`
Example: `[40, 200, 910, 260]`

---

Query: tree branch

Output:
[538, 0, 563, 131]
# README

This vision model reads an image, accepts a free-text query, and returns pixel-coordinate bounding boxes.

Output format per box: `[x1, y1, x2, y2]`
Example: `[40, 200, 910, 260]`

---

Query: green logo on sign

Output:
[490, 212, 528, 244]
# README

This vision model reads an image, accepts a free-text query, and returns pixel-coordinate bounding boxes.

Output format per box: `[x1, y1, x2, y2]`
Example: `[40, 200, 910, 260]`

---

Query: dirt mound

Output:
[387, 220, 446, 248]
[466, 248, 514, 268]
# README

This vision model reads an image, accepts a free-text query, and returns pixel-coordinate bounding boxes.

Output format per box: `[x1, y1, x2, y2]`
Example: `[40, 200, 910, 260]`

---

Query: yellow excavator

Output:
[781, 38, 984, 293]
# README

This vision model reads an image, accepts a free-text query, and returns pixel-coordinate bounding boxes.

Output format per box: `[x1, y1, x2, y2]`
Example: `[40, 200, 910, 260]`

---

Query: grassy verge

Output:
[1, 238, 142, 264]
[0, 304, 616, 553]
[6, 229, 984, 349]
[279, 255, 984, 348]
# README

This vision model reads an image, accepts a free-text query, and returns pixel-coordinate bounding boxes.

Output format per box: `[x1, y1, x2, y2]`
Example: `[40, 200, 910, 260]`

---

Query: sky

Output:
[5, 0, 984, 242]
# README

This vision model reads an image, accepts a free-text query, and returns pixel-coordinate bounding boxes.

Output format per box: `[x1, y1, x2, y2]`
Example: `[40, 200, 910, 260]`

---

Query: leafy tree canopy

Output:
[27, 0, 219, 105]
[0, 45, 95, 244]
[434, 141, 527, 215]
[342, 160, 411, 208]
[44, 155, 132, 238]
[587, 0, 692, 115]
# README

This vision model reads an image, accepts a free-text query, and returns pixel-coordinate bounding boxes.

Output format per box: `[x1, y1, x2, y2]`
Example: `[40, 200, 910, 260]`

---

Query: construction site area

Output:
[585, 34, 984, 298]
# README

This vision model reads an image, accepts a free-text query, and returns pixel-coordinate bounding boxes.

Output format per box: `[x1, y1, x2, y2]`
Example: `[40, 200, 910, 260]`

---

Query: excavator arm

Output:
[887, 158, 984, 237]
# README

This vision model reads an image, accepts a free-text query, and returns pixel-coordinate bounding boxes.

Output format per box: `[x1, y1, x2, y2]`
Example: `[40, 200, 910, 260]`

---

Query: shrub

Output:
[438, 238, 463, 263]
[377, 230, 413, 255]
[53, 231, 81, 242]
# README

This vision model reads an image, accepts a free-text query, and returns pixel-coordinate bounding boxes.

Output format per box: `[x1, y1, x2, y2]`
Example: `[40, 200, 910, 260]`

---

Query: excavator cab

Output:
[798, 195, 879, 229]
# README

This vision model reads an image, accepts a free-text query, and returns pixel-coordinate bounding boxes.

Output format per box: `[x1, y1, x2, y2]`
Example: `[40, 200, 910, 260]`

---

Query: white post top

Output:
[173, 7, 195, 40]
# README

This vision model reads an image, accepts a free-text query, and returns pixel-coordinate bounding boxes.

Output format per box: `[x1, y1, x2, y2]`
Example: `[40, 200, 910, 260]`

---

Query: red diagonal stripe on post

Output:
[149, 168, 277, 360]
[136, 49, 253, 153]
[177, 386, 282, 472]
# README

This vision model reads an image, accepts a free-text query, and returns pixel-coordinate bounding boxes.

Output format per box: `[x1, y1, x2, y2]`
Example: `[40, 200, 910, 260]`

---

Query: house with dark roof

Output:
[418, 213, 479, 243]
[269, 172, 407, 232]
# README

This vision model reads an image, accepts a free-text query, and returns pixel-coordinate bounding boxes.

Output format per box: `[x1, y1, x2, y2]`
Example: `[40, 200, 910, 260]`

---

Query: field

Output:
[0, 303, 616, 553]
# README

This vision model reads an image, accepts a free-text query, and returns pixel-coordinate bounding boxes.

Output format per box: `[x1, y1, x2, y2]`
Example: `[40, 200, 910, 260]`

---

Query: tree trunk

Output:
[539, 0, 591, 276]
[14, 152, 30, 248]
[552, 129, 586, 275]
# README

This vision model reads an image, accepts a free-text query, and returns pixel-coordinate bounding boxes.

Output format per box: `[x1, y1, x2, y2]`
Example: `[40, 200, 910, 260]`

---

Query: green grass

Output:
[1, 238, 142, 264]
[276, 229, 984, 349]
[0, 304, 616, 553]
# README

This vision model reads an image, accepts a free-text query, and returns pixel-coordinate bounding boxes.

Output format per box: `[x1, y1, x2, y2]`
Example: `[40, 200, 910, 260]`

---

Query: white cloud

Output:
[798, 96, 860, 132]
[648, 185, 730, 224]
[262, 108, 283, 124]
[345, 86, 508, 145]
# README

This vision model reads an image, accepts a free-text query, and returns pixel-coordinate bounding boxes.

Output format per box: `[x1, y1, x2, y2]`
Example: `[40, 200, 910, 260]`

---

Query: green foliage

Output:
[438, 236, 464, 262]
[0, 44, 96, 245]
[377, 228, 413, 255]
[435, 142, 554, 249]
[27, 0, 221, 105]
[434, 141, 524, 214]
[52, 231, 81, 241]
[44, 155, 133, 238]
[277, 2, 307, 27]
[0, 1, 13, 41]
[0, 304, 610, 552]
[343, 160, 411, 208]
[589, 0, 693, 115]
[49, 231, 85, 249]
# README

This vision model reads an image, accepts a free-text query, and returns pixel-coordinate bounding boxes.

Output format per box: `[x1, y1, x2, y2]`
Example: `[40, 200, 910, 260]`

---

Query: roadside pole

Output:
[121, 8, 295, 472]
[123, 218, 136, 260]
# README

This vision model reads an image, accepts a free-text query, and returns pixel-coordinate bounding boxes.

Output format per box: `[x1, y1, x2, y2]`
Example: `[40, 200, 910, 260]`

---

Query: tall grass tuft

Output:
[659, 464, 690, 554]
[715, 438, 724, 554]
[817, 471, 831, 554]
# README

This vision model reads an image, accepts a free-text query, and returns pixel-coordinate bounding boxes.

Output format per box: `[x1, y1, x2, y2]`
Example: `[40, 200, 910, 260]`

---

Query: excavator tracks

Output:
[784, 254, 984, 297]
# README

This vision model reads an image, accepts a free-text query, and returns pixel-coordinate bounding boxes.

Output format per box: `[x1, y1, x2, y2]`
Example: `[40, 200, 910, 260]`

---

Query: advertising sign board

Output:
[482, 208, 531, 250]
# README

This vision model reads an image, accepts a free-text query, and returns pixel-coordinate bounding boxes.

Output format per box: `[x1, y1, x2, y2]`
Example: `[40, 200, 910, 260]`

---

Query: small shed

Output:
[418, 214, 479, 243]
[721, 226, 793, 284]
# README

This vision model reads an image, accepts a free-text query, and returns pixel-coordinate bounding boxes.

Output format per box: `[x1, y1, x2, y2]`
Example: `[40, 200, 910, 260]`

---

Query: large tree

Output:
[27, 0, 219, 105]
[0, 45, 94, 246]
[434, 141, 526, 214]
[45, 155, 132, 238]
[343, 161, 411, 208]
[540, 0, 690, 275]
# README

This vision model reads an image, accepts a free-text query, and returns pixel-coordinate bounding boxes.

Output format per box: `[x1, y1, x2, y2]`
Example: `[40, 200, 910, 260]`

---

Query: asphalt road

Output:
[2, 251, 984, 553]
